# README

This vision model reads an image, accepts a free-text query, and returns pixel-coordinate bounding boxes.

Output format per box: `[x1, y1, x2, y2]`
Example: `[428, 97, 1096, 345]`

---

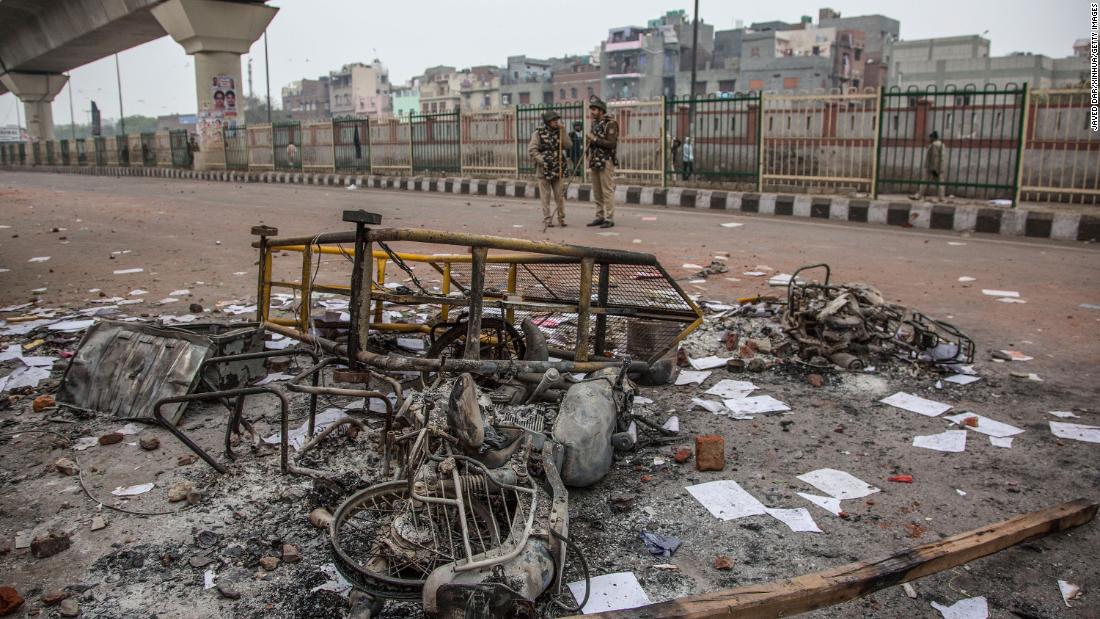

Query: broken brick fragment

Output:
[695, 435, 725, 472]
[888, 474, 914, 483]
[98, 432, 124, 445]
[0, 586, 24, 616]
[713, 555, 734, 570]
[32, 394, 55, 412]
[807, 374, 823, 388]
[673, 448, 692, 464]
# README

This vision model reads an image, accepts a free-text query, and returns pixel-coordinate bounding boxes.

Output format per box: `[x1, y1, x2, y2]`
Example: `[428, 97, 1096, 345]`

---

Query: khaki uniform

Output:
[915, 139, 946, 200]
[588, 116, 619, 221]
[527, 126, 573, 226]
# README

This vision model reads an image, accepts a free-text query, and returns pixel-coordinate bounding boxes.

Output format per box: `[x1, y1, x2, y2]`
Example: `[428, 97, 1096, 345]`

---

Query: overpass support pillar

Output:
[152, 0, 277, 170]
[0, 73, 68, 142]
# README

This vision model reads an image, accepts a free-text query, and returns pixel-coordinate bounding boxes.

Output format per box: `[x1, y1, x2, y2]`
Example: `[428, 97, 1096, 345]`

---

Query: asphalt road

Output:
[2, 170, 1097, 394]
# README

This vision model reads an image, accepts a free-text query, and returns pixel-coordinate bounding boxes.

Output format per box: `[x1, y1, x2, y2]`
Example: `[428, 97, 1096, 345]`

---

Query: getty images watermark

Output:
[1092, 3, 1099, 131]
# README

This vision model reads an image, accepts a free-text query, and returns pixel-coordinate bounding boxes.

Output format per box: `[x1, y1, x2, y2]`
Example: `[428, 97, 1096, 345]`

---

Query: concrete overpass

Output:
[0, 0, 276, 168]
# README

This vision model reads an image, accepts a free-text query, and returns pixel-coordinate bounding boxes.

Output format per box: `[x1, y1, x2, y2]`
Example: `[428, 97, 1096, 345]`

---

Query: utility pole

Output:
[115, 53, 125, 134]
[264, 30, 272, 124]
[689, 0, 700, 135]
[67, 74, 76, 140]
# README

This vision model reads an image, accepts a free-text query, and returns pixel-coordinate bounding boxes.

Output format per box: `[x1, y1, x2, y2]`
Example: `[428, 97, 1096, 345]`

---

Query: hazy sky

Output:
[0, 0, 1086, 128]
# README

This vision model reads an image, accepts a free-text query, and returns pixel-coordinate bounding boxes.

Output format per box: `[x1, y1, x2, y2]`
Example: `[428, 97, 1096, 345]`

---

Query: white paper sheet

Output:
[913, 430, 967, 452]
[569, 572, 651, 614]
[723, 395, 790, 415]
[111, 482, 155, 496]
[1058, 580, 1082, 607]
[203, 569, 216, 590]
[661, 416, 679, 432]
[396, 337, 426, 351]
[880, 392, 952, 417]
[686, 480, 768, 521]
[764, 507, 822, 533]
[675, 369, 711, 385]
[957, 276, 975, 282]
[743, 271, 767, 277]
[999, 350, 1033, 361]
[682, 263, 704, 270]
[255, 372, 293, 386]
[798, 492, 843, 516]
[113, 268, 144, 275]
[720, 222, 744, 228]
[72, 436, 99, 451]
[944, 413, 1024, 438]
[944, 374, 981, 385]
[266, 408, 347, 451]
[691, 398, 727, 414]
[169, 289, 190, 297]
[704, 379, 758, 398]
[981, 289, 1019, 298]
[989, 436, 1014, 448]
[931, 596, 989, 619]
[0, 344, 21, 362]
[688, 355, 729, 370]
[797, 469, 880, 500]
[0, 366, 51, 392]
[1048, 411, 1078, 418]
[28, 256, 51, 263]
[48, 319, 96, 332]
[1049, 421, 1100, 444]
[633, 396, 654, 405]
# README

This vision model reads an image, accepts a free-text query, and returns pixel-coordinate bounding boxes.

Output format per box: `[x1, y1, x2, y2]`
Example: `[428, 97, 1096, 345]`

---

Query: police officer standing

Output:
[585, 96, 618, 228]
[528, 110, 573, 228]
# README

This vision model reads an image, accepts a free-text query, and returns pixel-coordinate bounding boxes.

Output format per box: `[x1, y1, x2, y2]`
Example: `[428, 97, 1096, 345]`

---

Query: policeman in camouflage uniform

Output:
[585, 96, 618, 228]
[527, 110, 573, 228]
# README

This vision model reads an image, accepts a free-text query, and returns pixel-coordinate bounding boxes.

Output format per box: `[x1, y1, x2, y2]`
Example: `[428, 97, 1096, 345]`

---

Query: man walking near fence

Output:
[911, 131, 946, 202]
[586, 96, 619, 229]
[528, 110, 572, 229]
[681, 136, 695, 181]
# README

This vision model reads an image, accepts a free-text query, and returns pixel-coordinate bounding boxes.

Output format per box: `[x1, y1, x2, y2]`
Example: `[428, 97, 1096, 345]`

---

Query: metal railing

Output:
[3, 86, 1096, 206]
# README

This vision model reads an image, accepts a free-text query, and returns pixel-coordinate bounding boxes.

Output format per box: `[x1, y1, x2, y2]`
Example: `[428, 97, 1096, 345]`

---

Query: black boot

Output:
[599, 220, 615, 228]
[586, 218, 605, 227]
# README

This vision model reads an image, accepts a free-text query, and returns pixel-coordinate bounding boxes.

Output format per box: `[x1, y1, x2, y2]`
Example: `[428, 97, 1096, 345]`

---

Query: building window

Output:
[749, 79, 765, 91]
[750, 47, 760, 58]
[519, 92, 530, 104]
[543, 91, 553, 104]
[719, 79, 736, 92]
[587, 86, 594, 97]
[812, 46, 820, 56]
[502, 93, 512, 106]
[560, 88, 566, 99]
[854, 48, 862, 61]
[694, 81, 706, 95]
[571, 87, 577, 99]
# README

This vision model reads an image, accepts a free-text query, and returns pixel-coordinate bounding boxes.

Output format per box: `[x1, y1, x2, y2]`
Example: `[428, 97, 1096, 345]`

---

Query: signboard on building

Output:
[0, 126, 27, 142]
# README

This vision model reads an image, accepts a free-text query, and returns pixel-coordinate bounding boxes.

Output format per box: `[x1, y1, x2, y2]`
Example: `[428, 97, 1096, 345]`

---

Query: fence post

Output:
[514, 109, 521, 179]
[366, 117, 373, 176]
[756, 92, 765, 193]
[270, 125, 276, 173]
[660, 96, 667, 189]
[871, 86, 886, 199]
[1011, 83, 1030, 208]
[455, 110, 462, 177]
[331, 119, 338, 174]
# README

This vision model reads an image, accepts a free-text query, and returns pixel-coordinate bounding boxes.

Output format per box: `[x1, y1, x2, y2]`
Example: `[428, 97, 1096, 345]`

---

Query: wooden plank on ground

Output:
[570, 498, 1097, 619]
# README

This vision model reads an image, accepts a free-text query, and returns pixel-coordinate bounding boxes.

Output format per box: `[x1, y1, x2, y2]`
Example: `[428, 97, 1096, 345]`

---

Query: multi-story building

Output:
[739, 23, 838, 92]
[889, 35, 1087, 89]
[499, 56, 554, 107]
[391, 79, 420, 118]
[551, 56, 602, 104]
[817, 8, 899, 89]
[601, 10, 718, 101]
[460, 65, 501, 112]
[329, 60, 391, 118]
[419, 66, 464, 113]
[281, 77, 331, 119]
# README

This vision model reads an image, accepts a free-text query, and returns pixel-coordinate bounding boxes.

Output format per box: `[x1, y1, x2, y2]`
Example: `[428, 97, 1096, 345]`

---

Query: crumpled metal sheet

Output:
[57, 320, 213, 425]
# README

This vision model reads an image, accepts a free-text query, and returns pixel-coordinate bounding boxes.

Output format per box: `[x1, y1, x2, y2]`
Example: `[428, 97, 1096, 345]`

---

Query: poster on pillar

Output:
[199, 75, 237, 148]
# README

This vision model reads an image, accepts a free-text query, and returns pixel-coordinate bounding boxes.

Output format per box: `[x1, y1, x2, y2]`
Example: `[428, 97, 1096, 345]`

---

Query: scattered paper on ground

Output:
[569, 572, 651, 614]
[28, 256, 51, 263]
[723, 395, 790, 415]
[989, 436, 1014, 448]
[931, 596, 989, 619]
[1049, 421, 1100, 444]
[999, 350, 1033, 362]
[691, 398, 726, 414]
[763, 507, 822, 533]
[944, 413, 1024, 438]
[311, 563, 353, 596]
[111, 483, 155, 496]
[1058, 580, 1082, 607]
[267, 408, 347, 451]
[913, 430, 968, 453]
[958, 276, 975, 282]
[880, 392, 952, 417]
[688, 355, 729, 370]
[113, 268, 144, 275]
[1049, 411, 1079, 419]
[797, 469, 880, 500]
[981, 289, 1019, 298]
[661, 416, 679, 432]
[686, 480, 767, 521]
[720, 222, 744, 228]
[674, 369, 711, 385]
[255, 372, 294, 386]
[798, 492, 842, 516]
[944, 374, 981, 385]
[704, 379, 758, 399]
